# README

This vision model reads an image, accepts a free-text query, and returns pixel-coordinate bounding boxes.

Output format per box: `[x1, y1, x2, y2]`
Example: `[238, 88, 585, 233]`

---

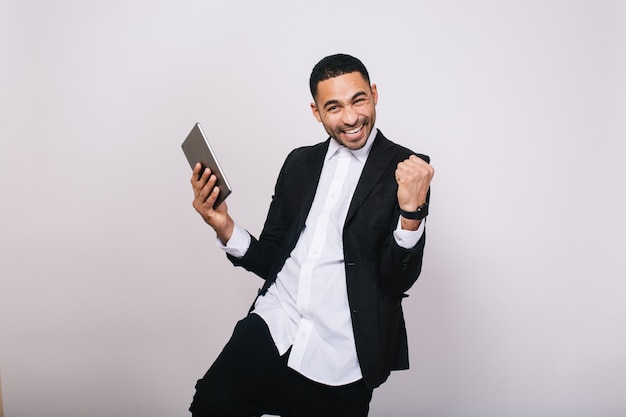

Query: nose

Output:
[342, 106, 358, 126]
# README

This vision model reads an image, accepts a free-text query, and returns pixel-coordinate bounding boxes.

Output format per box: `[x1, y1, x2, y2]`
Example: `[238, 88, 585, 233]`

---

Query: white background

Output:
[1, 1, 625, 416]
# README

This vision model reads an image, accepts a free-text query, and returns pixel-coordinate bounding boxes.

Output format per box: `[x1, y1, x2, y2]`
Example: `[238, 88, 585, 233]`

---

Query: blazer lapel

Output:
[345, 132, 395, 224]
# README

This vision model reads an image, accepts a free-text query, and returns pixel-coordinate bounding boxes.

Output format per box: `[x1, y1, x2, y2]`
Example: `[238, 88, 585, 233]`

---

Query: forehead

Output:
[315, 72, 371, 103]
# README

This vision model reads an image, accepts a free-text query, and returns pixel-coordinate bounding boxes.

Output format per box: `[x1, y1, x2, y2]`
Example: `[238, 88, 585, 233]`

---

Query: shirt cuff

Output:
[393, 217, 425, 249]
[216, 222, 251, 258]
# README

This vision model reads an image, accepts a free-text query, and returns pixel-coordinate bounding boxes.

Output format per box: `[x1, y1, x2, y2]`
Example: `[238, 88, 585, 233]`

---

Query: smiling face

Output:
[310, 72, 378, 150]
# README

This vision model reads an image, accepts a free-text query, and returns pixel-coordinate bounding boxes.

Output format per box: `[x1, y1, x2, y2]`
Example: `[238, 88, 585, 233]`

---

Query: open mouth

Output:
[343, 125, 364, 136]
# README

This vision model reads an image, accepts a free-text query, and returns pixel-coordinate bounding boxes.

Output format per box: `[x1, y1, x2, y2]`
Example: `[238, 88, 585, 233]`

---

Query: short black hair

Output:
[309, 54, 371, 100]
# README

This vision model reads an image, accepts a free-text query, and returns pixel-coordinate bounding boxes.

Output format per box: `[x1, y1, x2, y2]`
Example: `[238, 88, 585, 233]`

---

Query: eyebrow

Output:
[323, 91, 368, 109]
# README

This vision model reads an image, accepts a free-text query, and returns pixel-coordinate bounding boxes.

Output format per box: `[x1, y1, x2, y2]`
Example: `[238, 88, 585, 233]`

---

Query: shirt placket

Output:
[288, 148, 352, 370]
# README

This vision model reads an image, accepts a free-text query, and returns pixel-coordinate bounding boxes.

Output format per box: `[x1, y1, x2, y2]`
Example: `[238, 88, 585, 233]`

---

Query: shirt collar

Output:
[326, 127, 378, 164]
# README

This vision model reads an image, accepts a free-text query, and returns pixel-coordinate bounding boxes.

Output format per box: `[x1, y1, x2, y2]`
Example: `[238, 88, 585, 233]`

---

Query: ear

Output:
[310, 102, 322, 122]
[370, 83, 378, 105]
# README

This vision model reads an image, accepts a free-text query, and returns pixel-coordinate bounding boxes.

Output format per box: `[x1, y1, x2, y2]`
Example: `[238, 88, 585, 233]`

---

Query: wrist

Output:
[215, 217, 235, 245]
[400, 217, 422, 231]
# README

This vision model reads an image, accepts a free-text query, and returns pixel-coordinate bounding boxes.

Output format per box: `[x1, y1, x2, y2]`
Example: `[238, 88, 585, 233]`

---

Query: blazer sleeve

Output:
[378, 221, 427, 295]
[226, 149, 297, 281]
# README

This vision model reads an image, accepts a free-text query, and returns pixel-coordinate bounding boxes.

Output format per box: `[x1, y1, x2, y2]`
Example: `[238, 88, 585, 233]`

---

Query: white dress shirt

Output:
[219, 128, 424, 386]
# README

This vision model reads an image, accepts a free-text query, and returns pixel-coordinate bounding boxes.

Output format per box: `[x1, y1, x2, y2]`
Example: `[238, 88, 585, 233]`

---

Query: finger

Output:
[191, 165, 213, 189]
[207, 185, 220, 206]
[403, 156, 434, 174]
[197, 174, 217, 200]
[409, 154, 432, 165]
[199, 184, 221, 214]
[191, 163, 206, 183]
[193, 182, 218, 212]
[395, 160, 416, 179]
[406, 156, 428, 171]
[395, 161, 434, 187]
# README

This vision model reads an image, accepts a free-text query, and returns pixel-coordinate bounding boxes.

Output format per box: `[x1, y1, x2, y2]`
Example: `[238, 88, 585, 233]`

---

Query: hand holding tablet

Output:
[182, 123, 233, 209]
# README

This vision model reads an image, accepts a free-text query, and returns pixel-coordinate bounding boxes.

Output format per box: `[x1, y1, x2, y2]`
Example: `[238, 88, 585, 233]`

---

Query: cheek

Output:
[362, 107, 376, 121]
[321, 115, 339, 130]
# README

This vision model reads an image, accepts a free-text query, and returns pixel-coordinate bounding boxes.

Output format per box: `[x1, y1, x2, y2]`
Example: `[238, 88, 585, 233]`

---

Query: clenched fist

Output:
[395, 155, 434, 230]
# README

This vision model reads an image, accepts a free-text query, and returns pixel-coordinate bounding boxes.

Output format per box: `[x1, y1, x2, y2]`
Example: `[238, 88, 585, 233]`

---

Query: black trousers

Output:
[189, 313, 373, 417]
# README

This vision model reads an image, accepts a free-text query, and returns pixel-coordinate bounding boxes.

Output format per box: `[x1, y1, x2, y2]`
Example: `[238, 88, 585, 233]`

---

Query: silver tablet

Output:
[182, 122, 232, 208]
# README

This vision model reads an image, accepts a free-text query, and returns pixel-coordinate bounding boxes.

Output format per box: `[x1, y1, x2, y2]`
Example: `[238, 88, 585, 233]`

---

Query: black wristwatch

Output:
[399, 203, 429, 220]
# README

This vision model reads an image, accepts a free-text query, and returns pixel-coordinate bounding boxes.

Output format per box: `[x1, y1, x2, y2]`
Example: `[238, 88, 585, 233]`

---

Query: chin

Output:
[342, 139, 367, 150]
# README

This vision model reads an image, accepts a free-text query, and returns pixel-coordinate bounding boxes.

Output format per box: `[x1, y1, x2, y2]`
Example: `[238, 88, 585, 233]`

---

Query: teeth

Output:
[345, 125, 363, 135]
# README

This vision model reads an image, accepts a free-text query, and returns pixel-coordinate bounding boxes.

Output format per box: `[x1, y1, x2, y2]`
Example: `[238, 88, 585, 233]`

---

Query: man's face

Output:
[311, 72, 378, 150]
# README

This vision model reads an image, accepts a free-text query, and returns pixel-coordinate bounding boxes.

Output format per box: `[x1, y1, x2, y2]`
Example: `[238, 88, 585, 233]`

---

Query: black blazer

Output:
[228, 130, 429, 389]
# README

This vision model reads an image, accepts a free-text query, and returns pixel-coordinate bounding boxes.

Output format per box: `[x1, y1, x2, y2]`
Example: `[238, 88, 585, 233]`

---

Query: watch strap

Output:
[399, 203, 429, 220]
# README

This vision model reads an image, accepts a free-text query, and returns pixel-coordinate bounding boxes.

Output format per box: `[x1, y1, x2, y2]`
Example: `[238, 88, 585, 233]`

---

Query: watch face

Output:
[415, 204, 428, 220]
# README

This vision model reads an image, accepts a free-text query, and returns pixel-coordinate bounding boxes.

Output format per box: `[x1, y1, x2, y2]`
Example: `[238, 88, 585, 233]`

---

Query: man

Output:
[189, 53, 434, 417]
